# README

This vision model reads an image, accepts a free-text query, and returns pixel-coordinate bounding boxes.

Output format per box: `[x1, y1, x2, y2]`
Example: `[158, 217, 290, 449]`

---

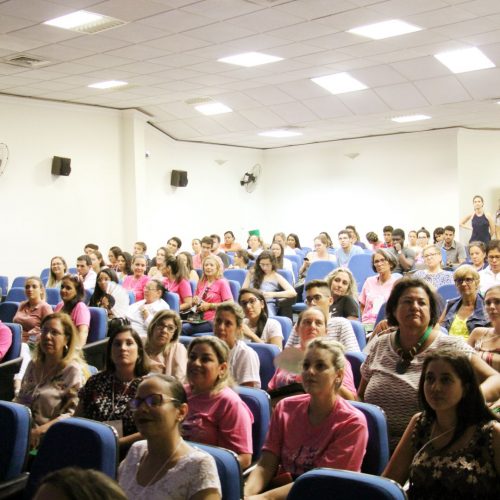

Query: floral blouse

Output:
[409, 413, 499, 500]
[78, 371, 142, 436]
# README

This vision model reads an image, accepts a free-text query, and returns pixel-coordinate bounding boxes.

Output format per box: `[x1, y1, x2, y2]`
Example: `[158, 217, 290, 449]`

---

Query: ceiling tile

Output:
[337, 89, 391, 115]
[414, 76, 471, 104]
[244, 86, 295, 106]
[302, 95, 354, 119]
[375, 83, 430, 110]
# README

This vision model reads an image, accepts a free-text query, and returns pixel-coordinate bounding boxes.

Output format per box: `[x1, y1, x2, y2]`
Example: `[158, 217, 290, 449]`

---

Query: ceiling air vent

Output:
[70, 15, 127, 35]
[185, 97, 215, 106]
[3, 54, 52, 68]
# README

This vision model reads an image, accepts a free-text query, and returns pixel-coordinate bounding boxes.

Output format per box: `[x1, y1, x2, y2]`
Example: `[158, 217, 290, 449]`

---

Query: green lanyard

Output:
[394, 326, 432, 374]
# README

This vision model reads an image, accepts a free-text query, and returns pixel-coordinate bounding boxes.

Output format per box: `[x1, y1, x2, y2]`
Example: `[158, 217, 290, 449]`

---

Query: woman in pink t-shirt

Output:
[54, 275, 90, 346]
[183, 336, 253, 470]
[245, 337, 368, 499]
[122, 255, 150, 302]
[162, 255, 193, 313]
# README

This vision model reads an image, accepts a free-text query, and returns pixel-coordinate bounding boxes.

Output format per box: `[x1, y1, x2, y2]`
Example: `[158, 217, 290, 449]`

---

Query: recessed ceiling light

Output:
[88, 80, 128, 89]
[348, 19, 422, 40]
[434, 47, 495, 74]
[258, 129, 303, 138]
[44, 10, 126, 34]
[391, 114, 431, 123]
[218, 52, 283, 67]
[311, 72, 368, 95]
[194, 102, 233, 115]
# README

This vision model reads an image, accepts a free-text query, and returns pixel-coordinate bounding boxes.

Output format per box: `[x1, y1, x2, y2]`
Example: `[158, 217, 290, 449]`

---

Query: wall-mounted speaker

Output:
[51, 156, 71, 176]
[171, 169, 188, 187]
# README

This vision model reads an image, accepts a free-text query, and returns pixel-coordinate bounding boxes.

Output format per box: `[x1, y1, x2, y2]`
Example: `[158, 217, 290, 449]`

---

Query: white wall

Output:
[261, 129, 459, 247]
[1, 93, 497, 282]
[0, 95, 124, 281]
[457, 129, 500, 242]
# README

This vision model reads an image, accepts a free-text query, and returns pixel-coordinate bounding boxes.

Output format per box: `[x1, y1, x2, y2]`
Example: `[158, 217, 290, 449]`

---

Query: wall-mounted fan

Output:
[240, 163, 261, 193]
[0, 143, 9, 176]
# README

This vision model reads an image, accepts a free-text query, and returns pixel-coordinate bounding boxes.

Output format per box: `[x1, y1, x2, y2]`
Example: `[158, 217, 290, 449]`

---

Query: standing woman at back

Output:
[461, 195, 496, 244]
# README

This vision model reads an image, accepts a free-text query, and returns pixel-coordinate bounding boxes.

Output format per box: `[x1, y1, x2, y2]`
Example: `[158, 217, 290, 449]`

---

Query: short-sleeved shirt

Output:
[479, 266, 500, 295]
[182, 386, 253, 455]
[195, 279, 233, 321]
[54, 301, 91, 328]
[359, 275, 398, 324]
[163, 278, 192, 303]
[244, 317, 283, 344]
[228, 340, 261, 387]
[335, 245, 364, 267]
[388, 247, 416, 273]
[330, 295, 360, 319]
[122, 275, 150, 302]
[361, 332, 474, 450]
[119, 442, 221, 500]
[263, 394, 368, 476]
[13, 300, 53, 335]
[438, 240, 467, 267]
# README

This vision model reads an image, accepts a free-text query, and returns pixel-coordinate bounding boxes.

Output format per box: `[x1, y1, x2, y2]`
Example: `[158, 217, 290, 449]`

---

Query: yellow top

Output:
[449, 315, 469, 339]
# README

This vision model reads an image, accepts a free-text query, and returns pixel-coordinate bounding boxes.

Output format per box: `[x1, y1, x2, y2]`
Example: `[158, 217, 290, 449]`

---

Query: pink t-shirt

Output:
[54, 301, 90, 328]
[182, 386, 253, 455]
[263, 394, 368, 476]
[122, 275, 150, 302]
[195, 279, 232, 321]
[193, 253, 224, 270]
[0, 321, 12, 361]
[267, 354, 357, 395]
[359, 275, 398, 324]
[163, 278, 192, 303]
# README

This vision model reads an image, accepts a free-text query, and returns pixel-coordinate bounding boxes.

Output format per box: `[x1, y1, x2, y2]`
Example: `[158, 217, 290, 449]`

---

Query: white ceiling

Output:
[2, 0, 500, 148]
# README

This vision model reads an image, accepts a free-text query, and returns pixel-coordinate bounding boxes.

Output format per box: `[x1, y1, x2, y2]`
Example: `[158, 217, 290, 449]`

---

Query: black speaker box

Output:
[171, 169, 188, 187]
[51, 156, 71, 176]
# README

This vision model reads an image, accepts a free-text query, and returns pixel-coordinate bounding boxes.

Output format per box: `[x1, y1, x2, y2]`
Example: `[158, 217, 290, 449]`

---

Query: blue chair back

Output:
[270, 315, 293, 347]
[349, 320, 366, 350]
[227, 280, 241, 302]
[68, 267, 77, 275]
[40, 268, 50, 281]
[5, 287, 26, 303]
[189, 442, 242, 500]
[235, 386, 271, 462]
[179, 335, 194, 348]
[128, 290, 136, 304]
[25, 418, 119, 498]
[3, 323, 22, 361]
[348, 253, 377, 292]
[375, 302, 387, 327]
[87, 307, 108, 343]
[163, 291, 180, 312]
[0, 302, 19, 323]
[189, 280, 197, 295]
[289, 468, 406, 500]
[284, 253, 302, 270]
[248, 342, 280, 390]
[45, 288, 61, 307]
[0, 401, 31, 481]
[350, 401, 390, 475]
[277, 269, 294, 286]
[345, 351, 366, 390]
[437, 284, 459, 302]
[440, 247, 447, 264]
[11, 277, 27, 289]
[0, 276, 8, 297]
[223, 269, 247, 287]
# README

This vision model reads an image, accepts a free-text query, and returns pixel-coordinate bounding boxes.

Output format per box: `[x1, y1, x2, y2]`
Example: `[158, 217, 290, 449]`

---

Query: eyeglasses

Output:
[154, 323, 177, 333]
[487, 254, 500, 261]
[144, 285, 160, 291]
[423, 253, 440, 259]
[41, 328, 64, 337]
[128, 394, 178, 411]
[454, 277, 475, 285]
[305, 294, 325, 304]
[240, 297, 259, 308]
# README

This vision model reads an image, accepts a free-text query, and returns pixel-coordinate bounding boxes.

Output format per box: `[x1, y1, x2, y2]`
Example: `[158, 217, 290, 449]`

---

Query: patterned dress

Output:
[409, 413, 499, 500]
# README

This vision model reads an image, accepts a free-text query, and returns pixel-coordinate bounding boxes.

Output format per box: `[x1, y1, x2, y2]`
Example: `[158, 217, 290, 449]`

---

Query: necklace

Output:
[394, 326, 432, 374]
[138, 438, 184, 494]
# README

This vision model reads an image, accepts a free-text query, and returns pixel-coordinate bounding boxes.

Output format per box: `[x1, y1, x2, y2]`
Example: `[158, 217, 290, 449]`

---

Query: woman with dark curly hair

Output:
[89, 268, 130, 319]
[242, 251, 296, 316]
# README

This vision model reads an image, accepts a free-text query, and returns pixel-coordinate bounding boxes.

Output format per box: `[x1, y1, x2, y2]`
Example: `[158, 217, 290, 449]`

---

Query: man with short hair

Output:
[285, 280, 360, 352]
[335, 230, 363, 267]
[479, 239, 500, 294]
[166, 236, 182, 255]
[438, 225, 466, 270]
[76, 254, 97, 290]
[193, 236, 224, 270]
[210, 234, 230, 268]
[387, 229, 415, 274]
[381, 225, 394, 248]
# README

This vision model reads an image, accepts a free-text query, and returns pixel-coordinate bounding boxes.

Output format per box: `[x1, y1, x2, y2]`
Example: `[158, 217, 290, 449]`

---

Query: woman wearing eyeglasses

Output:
[238, 288, 283, 349]
[119, 374, 221, 500]
[14, 313, 87, 449]
[413, 244, 454, 289]
[145, 310, 187, 381]
[440, 265, 489, 339]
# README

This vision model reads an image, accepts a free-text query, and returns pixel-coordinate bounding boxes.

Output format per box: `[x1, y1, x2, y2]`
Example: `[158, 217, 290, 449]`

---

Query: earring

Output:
[63, 344, 69, 355]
